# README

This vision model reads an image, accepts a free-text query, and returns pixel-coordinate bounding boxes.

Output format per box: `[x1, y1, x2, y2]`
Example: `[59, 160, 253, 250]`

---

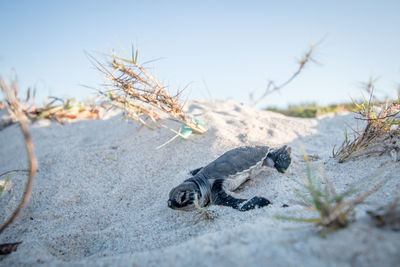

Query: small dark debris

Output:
[30, 217, 34, 220]
[282, 204, 289, 208]
[367, 197, 400, 231]
[307, 154, 320, 161]
[111, 146, 118, 150]
[0, 242, 22, 255]
[237, 133, 247, 142]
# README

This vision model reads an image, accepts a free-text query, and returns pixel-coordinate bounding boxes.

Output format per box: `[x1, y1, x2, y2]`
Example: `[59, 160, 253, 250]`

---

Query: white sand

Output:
[0, 100, 399, 266]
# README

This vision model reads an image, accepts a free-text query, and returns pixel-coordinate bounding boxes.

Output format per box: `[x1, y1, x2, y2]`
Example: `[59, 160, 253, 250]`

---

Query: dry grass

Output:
[333, 88, 400, 163]
[0, 77, 38, 234]
[276, 153, 388, 235]
[87, 47, 207, 144]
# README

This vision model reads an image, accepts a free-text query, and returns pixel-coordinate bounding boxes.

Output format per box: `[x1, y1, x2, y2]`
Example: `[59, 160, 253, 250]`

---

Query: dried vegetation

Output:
[333, 82, 400, 163]
[0, 78, 100, 131]
[87, 47, 207, 146]
[27, 97, 100, 122]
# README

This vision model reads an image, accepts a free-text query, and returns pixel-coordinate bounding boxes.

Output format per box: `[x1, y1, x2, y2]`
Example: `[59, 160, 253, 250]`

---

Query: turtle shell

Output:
[201, 146, 271, 180]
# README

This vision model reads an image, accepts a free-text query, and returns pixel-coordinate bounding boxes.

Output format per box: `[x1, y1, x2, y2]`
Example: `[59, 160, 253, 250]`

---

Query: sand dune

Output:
[0, 100, 399, 266]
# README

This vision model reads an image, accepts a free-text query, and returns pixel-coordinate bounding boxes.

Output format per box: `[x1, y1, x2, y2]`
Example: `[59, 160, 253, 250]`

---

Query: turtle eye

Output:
[177, 192, 186, 204]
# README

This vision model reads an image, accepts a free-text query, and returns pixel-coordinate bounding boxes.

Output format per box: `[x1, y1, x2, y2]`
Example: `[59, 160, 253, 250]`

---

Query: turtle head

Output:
[268, 145, 292, 173]
[168, 181, 200, 211]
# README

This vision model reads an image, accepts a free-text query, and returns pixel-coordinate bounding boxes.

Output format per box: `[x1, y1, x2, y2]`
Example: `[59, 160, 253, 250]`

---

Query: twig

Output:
[250, 42, 318, 106]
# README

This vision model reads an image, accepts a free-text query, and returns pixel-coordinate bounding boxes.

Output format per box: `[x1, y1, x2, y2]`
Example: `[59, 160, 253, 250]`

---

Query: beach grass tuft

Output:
[333, 87, 400, 163]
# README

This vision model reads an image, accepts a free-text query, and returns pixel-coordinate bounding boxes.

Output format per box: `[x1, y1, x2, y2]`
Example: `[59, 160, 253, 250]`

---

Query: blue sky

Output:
[1, 1, 399, 108]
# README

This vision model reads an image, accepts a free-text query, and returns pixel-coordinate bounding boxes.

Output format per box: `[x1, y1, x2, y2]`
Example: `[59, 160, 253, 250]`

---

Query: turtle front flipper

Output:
[212, 180, 271, 211]
[213, 189, 246, 210]
[213, 191, 271, 211]
[189, 167, 203, 176]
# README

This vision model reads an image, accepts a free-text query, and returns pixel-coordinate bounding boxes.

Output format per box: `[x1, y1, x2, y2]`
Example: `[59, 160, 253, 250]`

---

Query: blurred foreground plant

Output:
[0, 77, 37, 234]
[275, 153, 388, 235]
[88, 47, 207, 145]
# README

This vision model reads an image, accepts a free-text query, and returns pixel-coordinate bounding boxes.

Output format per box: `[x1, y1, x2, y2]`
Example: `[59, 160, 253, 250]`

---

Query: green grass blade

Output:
[0, 174, 11, 197]
[274, 215, 320, 223]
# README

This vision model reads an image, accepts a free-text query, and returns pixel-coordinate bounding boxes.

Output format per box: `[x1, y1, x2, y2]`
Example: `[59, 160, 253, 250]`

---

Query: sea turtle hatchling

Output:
[168, 145, 291, 212]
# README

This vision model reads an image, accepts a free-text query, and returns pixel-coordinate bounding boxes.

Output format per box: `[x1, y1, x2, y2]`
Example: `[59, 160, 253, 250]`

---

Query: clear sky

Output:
[1, 0, 399, 108]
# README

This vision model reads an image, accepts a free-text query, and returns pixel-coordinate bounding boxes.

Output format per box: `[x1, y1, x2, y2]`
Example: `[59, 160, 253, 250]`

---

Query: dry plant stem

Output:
[251, 43, 316, 106]
[0, 78, 38, 234]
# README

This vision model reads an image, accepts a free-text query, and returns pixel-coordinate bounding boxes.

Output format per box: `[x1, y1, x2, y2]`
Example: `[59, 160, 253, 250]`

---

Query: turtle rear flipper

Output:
[239, 196, 271, 211]
[267, 145, 292, 173]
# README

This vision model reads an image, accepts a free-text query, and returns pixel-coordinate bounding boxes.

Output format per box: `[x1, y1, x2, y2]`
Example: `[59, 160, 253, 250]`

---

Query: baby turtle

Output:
[168, 145, 291, 212]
